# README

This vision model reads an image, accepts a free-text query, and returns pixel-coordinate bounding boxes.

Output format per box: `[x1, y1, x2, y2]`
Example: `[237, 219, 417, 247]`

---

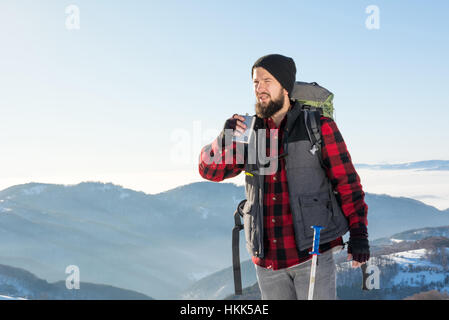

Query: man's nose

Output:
[255, 82, 266, 93]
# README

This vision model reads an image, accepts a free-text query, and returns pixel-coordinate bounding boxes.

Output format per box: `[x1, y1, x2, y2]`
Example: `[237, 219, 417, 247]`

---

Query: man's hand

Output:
[224, 114, 247, 137]
[219, 114, 248, 147]
[347, 253, 367, 268]
[347, 238, 370, 268]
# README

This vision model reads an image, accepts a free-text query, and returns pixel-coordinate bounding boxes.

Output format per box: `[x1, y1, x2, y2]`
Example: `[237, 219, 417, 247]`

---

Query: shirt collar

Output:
[265, 114, 288, 130]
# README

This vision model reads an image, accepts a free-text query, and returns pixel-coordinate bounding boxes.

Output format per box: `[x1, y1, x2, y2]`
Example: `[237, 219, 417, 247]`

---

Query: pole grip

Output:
[309, 225, 324, 255]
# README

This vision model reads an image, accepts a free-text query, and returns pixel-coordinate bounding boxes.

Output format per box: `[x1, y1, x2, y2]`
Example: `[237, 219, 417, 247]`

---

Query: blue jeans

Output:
[255, 249, 337, 300]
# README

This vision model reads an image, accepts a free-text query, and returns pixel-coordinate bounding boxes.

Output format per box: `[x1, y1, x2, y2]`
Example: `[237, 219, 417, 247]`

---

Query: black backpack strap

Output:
[303, 107, 327, 171]
[232, 199, 246, 295]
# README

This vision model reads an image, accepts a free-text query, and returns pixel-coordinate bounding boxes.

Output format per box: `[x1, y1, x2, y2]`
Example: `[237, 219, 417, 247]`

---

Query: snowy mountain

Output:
[371, 226, 449, 246]
[0, 181, 448, 299]
[336, 237, 449, 300]
[0, 181, 243, 299]
[223, 237, 449, 300]
[185, 227, 449, 300]
[0, 295, 26, 300]
[362, 193, 449, 240]
[0, 263, 152, 299]
[355, 160, 449, 171]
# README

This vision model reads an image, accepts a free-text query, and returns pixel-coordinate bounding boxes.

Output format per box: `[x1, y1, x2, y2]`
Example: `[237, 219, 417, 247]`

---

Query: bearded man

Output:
[198, 54, 369, 300]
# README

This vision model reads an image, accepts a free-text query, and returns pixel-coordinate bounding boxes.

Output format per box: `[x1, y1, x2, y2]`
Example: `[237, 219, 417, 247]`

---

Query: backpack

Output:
[232, 81, 334, 295]
[291, 81, 335, 120]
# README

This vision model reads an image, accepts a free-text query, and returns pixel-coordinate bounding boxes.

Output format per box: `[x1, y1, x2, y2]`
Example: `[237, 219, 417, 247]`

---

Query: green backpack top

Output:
[290, 81, 334, 119]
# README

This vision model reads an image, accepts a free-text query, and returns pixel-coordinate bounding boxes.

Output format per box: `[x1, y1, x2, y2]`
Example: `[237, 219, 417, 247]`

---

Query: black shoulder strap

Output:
[303, 107, 327, 171]
[232, 199, 246, 295]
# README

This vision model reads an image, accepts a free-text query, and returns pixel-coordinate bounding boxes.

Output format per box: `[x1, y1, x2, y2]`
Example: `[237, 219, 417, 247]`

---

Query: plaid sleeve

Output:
[320, 116, 368, 239]
[198, 135, 245, 182]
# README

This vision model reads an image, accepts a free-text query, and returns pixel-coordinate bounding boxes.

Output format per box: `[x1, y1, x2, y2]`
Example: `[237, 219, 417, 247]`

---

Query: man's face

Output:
[252, 67, 286, 118]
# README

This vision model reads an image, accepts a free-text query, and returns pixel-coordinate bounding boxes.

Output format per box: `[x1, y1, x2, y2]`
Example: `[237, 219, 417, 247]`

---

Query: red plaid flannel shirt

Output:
[198, 114, 368, 270]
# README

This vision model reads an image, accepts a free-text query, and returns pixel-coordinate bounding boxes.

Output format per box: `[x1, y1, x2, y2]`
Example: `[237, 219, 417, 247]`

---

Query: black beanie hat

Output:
[251, 54, 297, 97]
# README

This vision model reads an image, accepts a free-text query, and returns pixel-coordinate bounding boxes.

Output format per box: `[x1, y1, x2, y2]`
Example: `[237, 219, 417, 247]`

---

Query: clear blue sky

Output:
[0, 0, 448, 193]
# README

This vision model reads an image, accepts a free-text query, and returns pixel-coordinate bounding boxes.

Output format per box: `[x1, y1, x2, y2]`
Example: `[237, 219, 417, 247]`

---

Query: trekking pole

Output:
[308, 225, 324, 300]
[345, 240, 370, 290]
[361, 263, 369, 290]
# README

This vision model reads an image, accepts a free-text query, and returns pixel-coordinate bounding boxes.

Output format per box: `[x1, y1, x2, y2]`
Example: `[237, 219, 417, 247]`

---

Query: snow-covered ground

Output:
[0, 295, 26, 300]
[338, 247, 449, 295]
[337, 248, 449, 299]
[388, 249, 433, 267]
[387, 249, 449, 291]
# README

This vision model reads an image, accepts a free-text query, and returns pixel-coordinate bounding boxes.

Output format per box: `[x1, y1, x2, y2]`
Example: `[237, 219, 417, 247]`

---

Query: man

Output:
[198, 54, 369, 300]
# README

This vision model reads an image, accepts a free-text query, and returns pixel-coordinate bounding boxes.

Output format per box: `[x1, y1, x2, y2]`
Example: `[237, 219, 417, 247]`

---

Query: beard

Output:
[255, 90, 285, 119]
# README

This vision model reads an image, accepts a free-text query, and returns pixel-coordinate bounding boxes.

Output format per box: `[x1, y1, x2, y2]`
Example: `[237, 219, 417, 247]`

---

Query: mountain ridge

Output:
[182, 225, 449, 300]
[0, 263, 152, 300]
[1, 180, 448, 299]
[355, 159, 449, 171]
